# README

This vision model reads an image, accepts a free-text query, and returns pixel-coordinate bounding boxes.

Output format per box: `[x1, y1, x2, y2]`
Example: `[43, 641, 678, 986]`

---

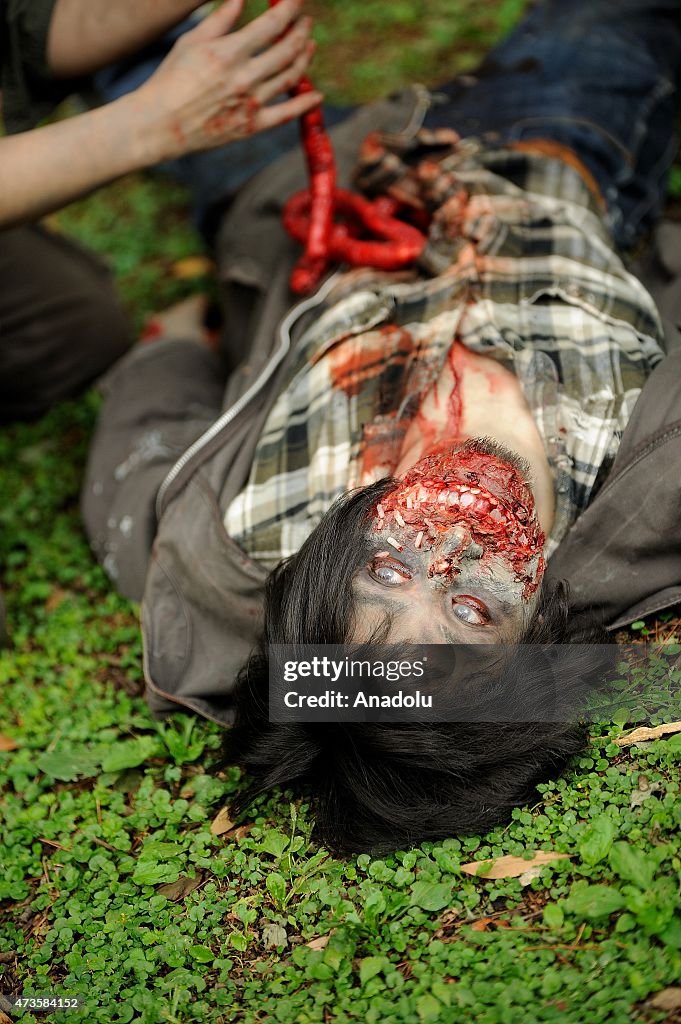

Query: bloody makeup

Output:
[372, 442, 546, 599]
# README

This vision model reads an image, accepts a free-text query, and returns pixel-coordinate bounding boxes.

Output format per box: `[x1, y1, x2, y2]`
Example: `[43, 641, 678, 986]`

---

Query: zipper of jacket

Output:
[155, 271, 342, 520]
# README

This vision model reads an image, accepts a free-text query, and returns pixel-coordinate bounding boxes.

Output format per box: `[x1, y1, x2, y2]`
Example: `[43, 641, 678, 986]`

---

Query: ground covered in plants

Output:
[1, 2, 681, 1022]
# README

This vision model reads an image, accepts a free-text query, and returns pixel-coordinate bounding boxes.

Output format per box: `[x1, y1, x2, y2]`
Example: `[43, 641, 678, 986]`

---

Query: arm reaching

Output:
[0, 0, 321, 228]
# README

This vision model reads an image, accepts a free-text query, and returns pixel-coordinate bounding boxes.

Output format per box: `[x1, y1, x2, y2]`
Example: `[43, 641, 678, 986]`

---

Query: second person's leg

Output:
[0, 225, 133, 423]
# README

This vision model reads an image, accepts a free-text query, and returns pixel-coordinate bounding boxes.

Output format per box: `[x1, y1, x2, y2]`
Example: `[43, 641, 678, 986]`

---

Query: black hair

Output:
[224, 481, 611, 854]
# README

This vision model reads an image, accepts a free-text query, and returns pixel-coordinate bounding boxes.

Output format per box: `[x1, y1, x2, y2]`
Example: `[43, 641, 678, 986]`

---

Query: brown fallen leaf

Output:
[230, 824, 253, 842]
[41, 215, 62, 232]
[432, 908, 460, 941]
[460, 852, 570, 880]
[0, 1010, 12, 1024]
[158, 874, 204, 901]
[614, 720, 681, 747]
[210, 807, 236, 836]
[471, 916, 511, 932]
[0, 735, 18, 752]
[45, 587, 69, 612]
[649, 987, 681, 1012]
[306, 932, 333, 950]
[171, 256, 215, 280]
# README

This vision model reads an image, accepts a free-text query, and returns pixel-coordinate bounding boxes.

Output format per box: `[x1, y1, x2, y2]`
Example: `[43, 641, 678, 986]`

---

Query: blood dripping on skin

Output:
[202, 96, 261, 140]
[374, 447, 545, 599]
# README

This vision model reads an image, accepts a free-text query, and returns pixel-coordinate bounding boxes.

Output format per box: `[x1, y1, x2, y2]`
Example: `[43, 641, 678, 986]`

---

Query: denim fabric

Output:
[423, 0, 681, 247]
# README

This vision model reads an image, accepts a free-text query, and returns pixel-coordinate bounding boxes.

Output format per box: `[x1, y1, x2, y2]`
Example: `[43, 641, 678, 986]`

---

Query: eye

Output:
[451, 596, 490, 625]
[368, 558, 412, 587]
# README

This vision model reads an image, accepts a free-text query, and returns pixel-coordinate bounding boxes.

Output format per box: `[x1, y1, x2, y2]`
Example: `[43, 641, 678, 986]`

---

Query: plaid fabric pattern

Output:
[224, 131, 664, 567]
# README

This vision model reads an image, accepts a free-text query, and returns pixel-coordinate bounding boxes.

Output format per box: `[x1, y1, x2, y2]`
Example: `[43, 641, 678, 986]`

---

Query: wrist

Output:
[113, 89, 176, 169]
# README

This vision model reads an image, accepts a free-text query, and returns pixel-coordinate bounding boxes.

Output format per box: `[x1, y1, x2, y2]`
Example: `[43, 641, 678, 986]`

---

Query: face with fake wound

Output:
[352, 438, 546, 645]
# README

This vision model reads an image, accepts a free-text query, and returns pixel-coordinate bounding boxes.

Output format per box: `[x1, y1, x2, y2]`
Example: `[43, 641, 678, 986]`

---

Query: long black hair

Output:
[224, 481, 610, 853]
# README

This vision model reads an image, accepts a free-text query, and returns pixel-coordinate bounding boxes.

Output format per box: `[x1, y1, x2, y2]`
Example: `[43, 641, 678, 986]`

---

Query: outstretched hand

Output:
[137, 0, 321, 159]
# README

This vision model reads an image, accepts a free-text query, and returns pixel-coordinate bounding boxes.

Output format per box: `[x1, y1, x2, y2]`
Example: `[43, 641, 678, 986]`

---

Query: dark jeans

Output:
[423, 0, 681, 248]
[0, 226, 132, 642]
[0, 226, 132, 422]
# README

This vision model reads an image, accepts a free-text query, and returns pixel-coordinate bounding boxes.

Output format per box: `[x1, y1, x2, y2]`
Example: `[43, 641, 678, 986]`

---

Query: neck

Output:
[394, 343, 555, 534]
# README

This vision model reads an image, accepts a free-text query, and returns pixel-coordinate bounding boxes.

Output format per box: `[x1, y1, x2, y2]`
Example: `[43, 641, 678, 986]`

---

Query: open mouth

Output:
[380, 480, 514, 522]
[380, 439, 537, 531]
[376, 478, 536, 546]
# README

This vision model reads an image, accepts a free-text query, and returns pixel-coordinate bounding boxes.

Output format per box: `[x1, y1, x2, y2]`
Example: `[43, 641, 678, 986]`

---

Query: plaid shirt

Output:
[224, 130, 664, 567]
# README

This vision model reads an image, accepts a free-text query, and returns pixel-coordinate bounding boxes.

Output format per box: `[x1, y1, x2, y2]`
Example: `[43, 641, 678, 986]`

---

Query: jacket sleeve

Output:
[546, 346, 681, 630]
[1, 0, 78, 133]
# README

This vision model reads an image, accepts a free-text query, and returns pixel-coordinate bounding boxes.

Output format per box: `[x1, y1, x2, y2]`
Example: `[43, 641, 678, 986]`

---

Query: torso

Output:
[223, 140, 664, 566]
[393, 341, 556, 534]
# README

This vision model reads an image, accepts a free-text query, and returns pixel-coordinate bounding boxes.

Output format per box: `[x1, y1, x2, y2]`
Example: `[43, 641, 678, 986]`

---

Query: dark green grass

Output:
[1, 2, 680, 1022]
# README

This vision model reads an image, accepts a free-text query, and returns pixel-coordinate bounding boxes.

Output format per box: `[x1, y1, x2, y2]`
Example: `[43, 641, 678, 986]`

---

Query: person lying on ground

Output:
[81, 0, 681, 851]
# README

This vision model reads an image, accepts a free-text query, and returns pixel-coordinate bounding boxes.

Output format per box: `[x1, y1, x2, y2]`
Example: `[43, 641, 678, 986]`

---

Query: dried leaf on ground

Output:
[262, 924, 288, 948]
[171, 256, 214, 280]
[230, 824, 253, 842]
[46, 587, 70, 612]
[649, 988, 681, 1011]
[519, 865, 546, 886]
[210, 807, 236, 836]
[157, 875, 204, 901]
[432, 908, 460, 941]
[471, 916, 511, 932]
[306, 932, 333, 950]
[614, 720, 681, 746]
[0, 735, 18, 752]
[630, 776, 663, 808]
[460, 852, 570, 879]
